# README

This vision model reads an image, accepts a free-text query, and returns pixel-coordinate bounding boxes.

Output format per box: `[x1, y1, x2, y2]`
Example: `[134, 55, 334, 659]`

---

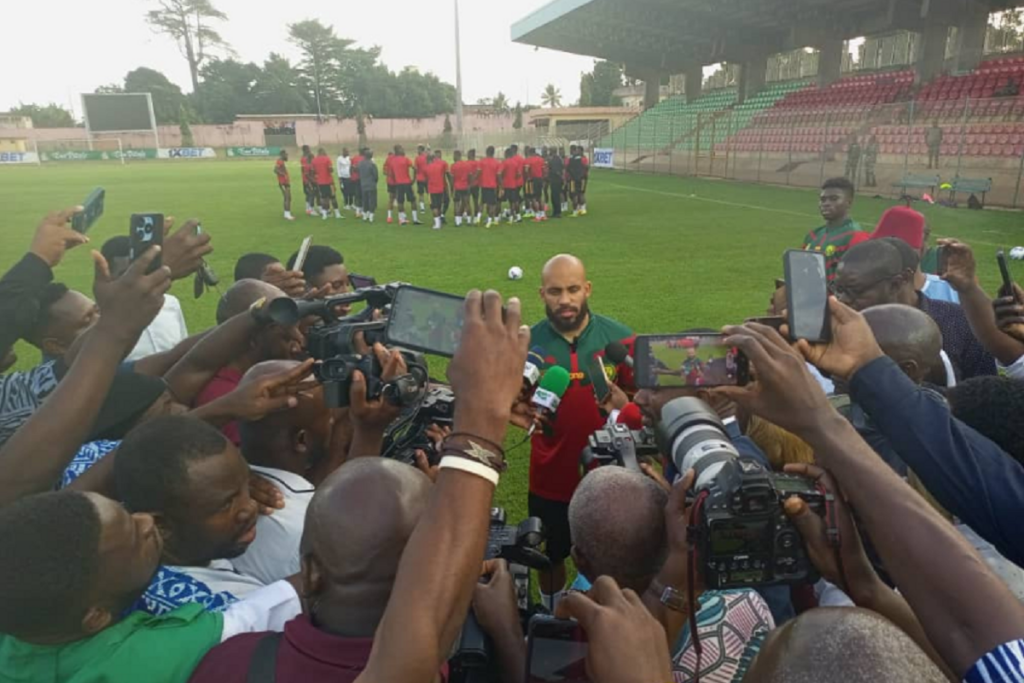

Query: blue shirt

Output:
[60, 440, 120, 488]
[918, 293, 996, 381]
[921, 274, 961, 304]
[850, 356, 1024, 566]
[964, 639, 1024, 683]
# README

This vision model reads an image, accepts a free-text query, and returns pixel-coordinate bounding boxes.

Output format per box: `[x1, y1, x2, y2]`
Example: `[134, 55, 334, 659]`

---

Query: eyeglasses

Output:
[831, 272, 902, 300]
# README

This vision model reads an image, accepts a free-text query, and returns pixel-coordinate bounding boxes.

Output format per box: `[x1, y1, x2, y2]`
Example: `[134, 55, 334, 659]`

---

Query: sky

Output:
[0, 0, 598, 117]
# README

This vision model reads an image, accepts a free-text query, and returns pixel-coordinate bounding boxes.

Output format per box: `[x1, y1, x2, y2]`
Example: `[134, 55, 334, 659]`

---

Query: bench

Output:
[949, 176, 993, 207]
[892, 173, 940, 199]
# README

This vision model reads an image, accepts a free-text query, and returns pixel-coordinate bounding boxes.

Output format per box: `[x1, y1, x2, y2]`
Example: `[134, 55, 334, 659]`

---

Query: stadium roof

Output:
[511, 0, 1002, 72]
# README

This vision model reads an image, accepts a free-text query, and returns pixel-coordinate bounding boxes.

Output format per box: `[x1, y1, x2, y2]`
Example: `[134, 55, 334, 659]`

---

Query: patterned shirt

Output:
[918, 293, 997, 381]
[964, 639, 1024, 683]
[136, 561, 266, 617]
[672, 590, 775, 683]
[0, 360, 60, 448]
[801, 218, 869, 282]
[60, 440, 120, 488]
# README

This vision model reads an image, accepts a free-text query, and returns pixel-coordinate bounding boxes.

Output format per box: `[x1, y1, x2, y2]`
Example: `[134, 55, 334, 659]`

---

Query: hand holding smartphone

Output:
[588, 355, 611, 402]
[384, 285, 466, 357]
[997, 250, 1020, 303]
[526, 616, 589, 683]
[72, 188, 105, 233]
[784, 249, 831, 343]
[129, 213, 164, 274]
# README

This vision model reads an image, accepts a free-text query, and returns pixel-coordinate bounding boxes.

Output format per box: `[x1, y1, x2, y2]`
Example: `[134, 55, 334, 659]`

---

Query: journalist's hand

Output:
[249, 472, 285, 515]
[994, 283, 1024, 343]
[161, 218, 213, 280]
[555, 576, 673, 683]
[783, 463, 881, 603]
[30, 207, 90, 268]
[713, 321, 835, 437]
[349, 344, 408, 431]
[225, 358, 315, 422]
[262, 262, 308, 298]
[473, 560, 521, 641]
[792, 297, 885, 382]
[448, 291, 530, 445]
[93, 246, 171, 349]
[936, 238, 978, 293]
[600, 382, 629, 413]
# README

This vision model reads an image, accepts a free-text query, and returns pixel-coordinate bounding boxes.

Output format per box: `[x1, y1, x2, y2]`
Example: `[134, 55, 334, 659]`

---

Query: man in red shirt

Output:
[349, 148, 364, 218]
[525, 146, 548, 221]
[466, 148, 482, 225]
[425, 150, 450, 230]
[450, 150, 474, 227]
[390, 145, 421, 226]
[477, 145, 501, 228]
[414, 145, 430, 213]
[500, 147, 522, 223]
[311, 148, 341, 220]
[273, 149, 294, 221]
[383, 152, 395, 224]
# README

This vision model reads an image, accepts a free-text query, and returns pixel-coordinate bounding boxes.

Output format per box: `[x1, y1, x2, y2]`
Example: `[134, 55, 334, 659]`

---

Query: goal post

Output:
[34, 138, 127, 164]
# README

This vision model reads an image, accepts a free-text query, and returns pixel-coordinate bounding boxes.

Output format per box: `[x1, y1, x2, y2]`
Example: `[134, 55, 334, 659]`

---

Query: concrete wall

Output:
[0, 122, 266, 148]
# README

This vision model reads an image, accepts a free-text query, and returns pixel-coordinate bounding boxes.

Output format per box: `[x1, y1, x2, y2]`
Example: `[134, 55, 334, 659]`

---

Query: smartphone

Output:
[633, 333, 750, 389]
[997, 250, 1019, 301]
[349, 273, 378, 290]
[745, 316, 786, 332]
[384, 285, 465, 357]
[588, 355, 611, 403]
[936, 246, 949, 277]
[292, 236, 314, 273]
[526, 616, 589, 683]
[129, 213, 164, 273]
[784, 249, 831, 343]
[72, 188, 105, 233]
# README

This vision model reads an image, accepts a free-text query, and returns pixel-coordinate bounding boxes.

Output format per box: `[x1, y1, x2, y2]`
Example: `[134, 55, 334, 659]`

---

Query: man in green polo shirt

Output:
[801, 177, 869, 283]
[526, 254, 632, 609]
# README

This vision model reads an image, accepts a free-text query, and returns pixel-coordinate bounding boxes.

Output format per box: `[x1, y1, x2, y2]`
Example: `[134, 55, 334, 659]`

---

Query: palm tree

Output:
[541, 84, 562, 108]
[492, 92, 511, 115]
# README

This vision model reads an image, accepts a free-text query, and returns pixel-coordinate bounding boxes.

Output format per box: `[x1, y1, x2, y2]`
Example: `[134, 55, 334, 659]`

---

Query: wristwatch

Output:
[648, 578, 688, 613]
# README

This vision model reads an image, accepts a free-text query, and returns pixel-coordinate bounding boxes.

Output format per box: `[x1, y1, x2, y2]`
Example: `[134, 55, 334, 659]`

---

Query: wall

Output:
[0, 121, 266, 148]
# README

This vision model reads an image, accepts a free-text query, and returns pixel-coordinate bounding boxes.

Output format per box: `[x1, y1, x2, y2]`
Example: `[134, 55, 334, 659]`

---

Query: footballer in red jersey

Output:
[467, 148, 482, 224]
[273, 149, 294, 221]
[415, 145, 430, 211]
[425, 150, 450, 230]
[383, 152, 396, 223]
[391, 145, 421, 225]
[300, 145, 316, 215]
[311, 147, 341, 220]
[477, 146, 502, 227]
[450, 150, 474, 226]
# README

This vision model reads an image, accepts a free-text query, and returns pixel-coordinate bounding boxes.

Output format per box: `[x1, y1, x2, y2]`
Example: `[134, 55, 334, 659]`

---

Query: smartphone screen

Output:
[349, 273, 377, 290]
[292, 236, 313, 273]
[633, 334, 749, 389]
[129, 213, 164, 273]
[588, 355, 611, 403]
[72, 188, 105, 233]
[998, 250, 1017, 300]
[784, 250, 830, 343]
[527, 617, 589, 683]
[384, 286, 465, 357]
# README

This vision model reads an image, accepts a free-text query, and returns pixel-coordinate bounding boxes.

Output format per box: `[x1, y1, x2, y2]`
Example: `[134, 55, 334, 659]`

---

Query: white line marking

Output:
[602, 181, 820, 219]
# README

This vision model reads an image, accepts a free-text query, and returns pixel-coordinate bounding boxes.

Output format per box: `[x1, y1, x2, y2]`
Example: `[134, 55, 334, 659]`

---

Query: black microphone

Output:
[605, 341, 633, 368]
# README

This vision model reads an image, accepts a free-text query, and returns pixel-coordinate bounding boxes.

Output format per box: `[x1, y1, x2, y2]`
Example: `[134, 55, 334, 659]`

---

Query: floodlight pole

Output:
[454, 0, 465, 141]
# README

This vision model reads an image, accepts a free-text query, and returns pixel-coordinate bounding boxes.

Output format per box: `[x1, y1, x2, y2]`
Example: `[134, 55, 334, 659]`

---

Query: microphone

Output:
[523, 346, 547, 390]
[528, 365, 571, 437]
[605, 341, 633, 368]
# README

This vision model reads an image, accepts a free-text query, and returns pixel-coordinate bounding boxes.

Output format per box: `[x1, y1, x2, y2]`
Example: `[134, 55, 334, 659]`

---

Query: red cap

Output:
[870, 206, 925, 250]
[680, 338, 697, 349]
[617, 402, 644, 430]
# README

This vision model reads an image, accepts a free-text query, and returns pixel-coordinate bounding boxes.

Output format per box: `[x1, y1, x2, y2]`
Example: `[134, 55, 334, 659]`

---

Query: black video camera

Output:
[449, 509, 549, 683]
[313, 349, 429, 409]
[382, 386, 455, 465]
[580, 424, 659, 471]
[656, 397, 827, 589]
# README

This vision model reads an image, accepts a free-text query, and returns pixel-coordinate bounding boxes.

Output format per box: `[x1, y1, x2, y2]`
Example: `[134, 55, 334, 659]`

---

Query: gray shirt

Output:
[358, 158, 378, 191]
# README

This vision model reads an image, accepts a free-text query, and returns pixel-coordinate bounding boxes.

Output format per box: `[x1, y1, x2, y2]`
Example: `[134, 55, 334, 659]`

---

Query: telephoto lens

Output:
[655, 397, 740, 489]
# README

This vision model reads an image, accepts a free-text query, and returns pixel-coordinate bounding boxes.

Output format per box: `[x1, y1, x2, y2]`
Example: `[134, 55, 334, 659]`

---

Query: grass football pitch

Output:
[2, 160, 1022, 524]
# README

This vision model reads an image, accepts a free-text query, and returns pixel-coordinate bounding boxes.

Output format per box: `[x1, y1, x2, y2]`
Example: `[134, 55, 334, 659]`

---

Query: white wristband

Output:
[438, 456, 500, 487]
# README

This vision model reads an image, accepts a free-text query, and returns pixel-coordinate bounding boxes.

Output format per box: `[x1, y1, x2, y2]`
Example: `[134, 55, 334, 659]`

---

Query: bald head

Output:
[863, 304, 942, 384]
[541, 253, 586, 283]
[568, 467, 668, 593]
[746, 607, 946, 683]
[835, 241, 914, 311]
[216, 279, 286, 324]
[540, 254, 593, 336]
[300, 459, 431, 636]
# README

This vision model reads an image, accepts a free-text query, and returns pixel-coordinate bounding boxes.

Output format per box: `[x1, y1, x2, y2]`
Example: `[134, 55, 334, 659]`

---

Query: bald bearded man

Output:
[188, 458, 433, 683]
[528, 254, 632, 606]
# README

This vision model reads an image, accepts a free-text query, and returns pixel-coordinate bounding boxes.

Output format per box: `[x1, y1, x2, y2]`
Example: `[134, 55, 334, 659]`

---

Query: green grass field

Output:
[1, 160, 1022, 525]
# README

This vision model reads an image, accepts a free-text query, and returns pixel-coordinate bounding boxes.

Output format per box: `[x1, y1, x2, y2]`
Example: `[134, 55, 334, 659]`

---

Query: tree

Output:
[124, 67, 194, 124]
[288, 19, 353, 118]
[178, 104, 195, 146]
[513, 103, 523, 130]
[579, 60, 623, 106]
[146, 0, 231, 94]
[198, 58, 260, 123]
[492, 92, 511, 115]
[252, 53, 309, 115]
[541, 84, 562, 108]
[8, 103, 75, 128]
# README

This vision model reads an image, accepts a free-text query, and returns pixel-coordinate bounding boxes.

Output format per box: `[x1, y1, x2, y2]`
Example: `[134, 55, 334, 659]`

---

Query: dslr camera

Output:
[382, 386, 455, 465]
[656, 398, 826, 589]
[580, 424, 659, 471]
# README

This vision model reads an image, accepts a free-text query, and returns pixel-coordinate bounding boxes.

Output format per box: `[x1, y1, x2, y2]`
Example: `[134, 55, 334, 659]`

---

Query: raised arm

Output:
[358, 291, 529, 683]
[0, 248, 170, 507]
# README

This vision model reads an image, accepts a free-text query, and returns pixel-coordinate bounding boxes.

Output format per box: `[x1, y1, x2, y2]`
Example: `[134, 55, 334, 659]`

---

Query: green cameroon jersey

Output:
[801, 218, 870, 281]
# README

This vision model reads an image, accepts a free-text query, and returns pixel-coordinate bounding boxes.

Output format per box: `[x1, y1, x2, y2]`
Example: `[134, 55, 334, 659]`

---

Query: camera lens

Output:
[655, 397, 739, 490]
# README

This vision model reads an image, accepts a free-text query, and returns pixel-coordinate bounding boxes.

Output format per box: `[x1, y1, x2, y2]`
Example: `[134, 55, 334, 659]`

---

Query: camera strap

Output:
[817, 482, 849, 594]
[686, 489, 711, 683]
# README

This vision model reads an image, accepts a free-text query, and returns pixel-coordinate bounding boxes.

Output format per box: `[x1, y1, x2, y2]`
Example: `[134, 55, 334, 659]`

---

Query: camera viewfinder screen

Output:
[637, 335, 743, 388]
[385, 286, 465, 357]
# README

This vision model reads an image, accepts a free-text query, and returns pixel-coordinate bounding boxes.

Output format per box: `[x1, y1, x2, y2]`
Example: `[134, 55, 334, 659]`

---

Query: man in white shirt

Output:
[337, 147, 353, 210]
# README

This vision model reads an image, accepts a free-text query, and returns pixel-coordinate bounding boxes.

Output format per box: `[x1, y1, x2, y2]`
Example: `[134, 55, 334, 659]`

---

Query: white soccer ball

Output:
[508, 266, 524, 280]
[1010, 246, 1024, 261]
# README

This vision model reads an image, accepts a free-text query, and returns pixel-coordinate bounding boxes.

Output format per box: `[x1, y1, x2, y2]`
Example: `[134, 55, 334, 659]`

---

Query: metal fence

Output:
[601, 95, 1024, 207]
